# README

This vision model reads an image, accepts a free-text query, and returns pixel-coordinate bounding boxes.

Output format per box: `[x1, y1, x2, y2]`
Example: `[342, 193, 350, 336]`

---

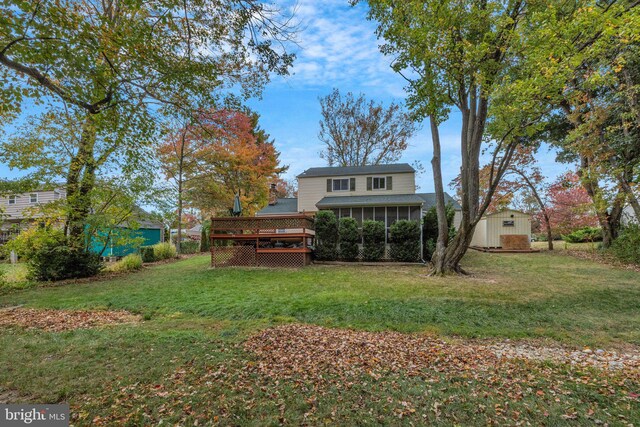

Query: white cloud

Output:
[274, 0, 405, 98]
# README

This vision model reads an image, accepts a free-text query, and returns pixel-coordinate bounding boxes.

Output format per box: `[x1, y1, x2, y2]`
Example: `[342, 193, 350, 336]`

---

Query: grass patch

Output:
[0, 263, 31, 291]
[2, 252, 639, 346]
[1, 251, 639, 424]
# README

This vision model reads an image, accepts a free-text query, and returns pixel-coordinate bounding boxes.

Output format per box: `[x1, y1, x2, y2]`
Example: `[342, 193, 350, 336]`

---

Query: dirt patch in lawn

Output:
[244, 324, 640, 381]
[0, 388, 22, 404]
[0, 307, 140, 332]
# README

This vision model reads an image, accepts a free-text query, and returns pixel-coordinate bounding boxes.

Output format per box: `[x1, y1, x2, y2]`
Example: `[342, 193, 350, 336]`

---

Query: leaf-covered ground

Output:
[70, 324, 639, 426]
[1, 253, 639, 425]
[0, 307, 139, 332]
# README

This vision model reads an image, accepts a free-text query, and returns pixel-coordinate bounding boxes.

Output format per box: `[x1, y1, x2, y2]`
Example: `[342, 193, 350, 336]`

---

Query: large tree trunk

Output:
[431, 88, 492, 274]
[579, 155, 624, 248]
[65, 115, 98, 249]
[176, 177, 183, 255]
[429, 116, 450, 274]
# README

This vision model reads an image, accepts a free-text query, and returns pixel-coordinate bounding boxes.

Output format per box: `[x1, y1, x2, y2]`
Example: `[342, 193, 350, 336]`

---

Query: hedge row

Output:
[314, 210, 421, 262]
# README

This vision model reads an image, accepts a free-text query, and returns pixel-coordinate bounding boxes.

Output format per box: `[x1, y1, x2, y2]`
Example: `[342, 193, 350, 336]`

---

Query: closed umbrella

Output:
[232, 193, 242, 217]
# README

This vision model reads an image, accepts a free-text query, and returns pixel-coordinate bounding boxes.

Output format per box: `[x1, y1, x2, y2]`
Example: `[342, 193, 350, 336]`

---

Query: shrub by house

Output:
[315, 210, 338, 261]
[362, 220, 385, 261]
[338, 217, 360, 261]
[390, 220, 421, 262]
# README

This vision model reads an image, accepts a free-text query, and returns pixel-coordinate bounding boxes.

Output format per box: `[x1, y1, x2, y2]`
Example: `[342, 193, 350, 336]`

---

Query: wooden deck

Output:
[210, 214, 315, 268]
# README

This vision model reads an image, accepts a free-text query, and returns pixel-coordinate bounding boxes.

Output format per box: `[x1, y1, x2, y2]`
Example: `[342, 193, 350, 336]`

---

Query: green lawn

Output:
[1, 252, 639, 425]
[532, 240, 601, 251]
[0, 262, 28, 289]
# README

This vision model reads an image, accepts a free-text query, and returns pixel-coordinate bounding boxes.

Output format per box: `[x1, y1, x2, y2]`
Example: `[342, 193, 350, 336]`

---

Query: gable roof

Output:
[416, 193, 462, 210]
[256, 198, 299, 216]
[297, 163, 415, 178]
[482, 208, 531, 218]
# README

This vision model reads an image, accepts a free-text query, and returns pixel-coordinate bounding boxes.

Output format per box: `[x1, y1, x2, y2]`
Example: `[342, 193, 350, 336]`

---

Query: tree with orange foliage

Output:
[273, 177, 298, 198]
[185, 109, 287, 216]
[158, 120, 206, 253]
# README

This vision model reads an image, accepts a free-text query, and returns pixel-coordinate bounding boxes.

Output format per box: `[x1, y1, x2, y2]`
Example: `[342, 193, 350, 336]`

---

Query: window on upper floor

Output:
[7, 195, 16, 205]
[332, 178, 350, 191]
[30, 193, 38, 204]
[372, 177, 386, 190]
[367, 176, 392, 191]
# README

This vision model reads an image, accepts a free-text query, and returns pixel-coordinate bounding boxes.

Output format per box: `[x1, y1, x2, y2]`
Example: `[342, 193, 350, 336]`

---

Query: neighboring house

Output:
[257, 163, 462, 257]
[0, 188, 163, 256]
[170, 224, 202, 241]
[621, 204, 638, 226]
[470, 209, 532, 249]
[0, 188, 66, 244]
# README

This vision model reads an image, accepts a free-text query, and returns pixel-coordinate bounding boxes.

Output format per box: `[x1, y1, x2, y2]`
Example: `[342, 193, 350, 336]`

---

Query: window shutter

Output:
[367, 177, 372, 191]
[387, 176, 393, 190]
[350, 177, 356, 191]
[327, 179, 332, 192]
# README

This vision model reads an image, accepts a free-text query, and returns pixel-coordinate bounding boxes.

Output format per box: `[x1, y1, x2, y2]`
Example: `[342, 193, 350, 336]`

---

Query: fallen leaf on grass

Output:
[0, 307, 140, 332]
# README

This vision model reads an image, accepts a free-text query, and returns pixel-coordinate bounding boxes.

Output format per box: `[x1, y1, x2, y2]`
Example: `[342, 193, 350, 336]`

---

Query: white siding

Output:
[621, 205, 638, 226]
[471, 210, 531, 248]
[452, 210, 462, 230]
[485, 210, 531, 248]
[0, 189, 66, 220]
[470, 218, 487, 247]
[297, 172, 416, 213]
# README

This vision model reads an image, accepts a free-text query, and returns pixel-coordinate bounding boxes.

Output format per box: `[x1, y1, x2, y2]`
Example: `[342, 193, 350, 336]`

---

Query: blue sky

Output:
[246, 0, 569, 192]
[1, 0, 569, 194]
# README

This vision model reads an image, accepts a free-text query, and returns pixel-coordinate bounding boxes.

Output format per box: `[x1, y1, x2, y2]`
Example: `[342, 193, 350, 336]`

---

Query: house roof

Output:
[297, 163, 415, 178]
[256, 198, 299, 216]
[482, 208, 531, 218]
[316, 194, 427, 208]
[416, 193, 462, 210]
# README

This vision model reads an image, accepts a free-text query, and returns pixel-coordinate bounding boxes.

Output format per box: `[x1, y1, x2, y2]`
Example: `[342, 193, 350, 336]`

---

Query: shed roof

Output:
[483, 209, 531, 218]
[297, 163, 415, 178]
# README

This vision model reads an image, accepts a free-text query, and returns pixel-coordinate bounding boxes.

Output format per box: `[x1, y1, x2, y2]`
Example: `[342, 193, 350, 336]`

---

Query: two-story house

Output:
[256, 164, 462, 255]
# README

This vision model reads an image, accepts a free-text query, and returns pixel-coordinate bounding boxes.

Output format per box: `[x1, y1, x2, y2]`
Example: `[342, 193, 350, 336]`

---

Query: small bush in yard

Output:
[179, 240, 200, 254]
[315, 210, 338, 261]
[153, 242, 177, 260]
[29, 245, 103, 281]
[108, 254, 143, 273]
[390, 220, 421, 262]
[5, 226, 65, 261]
[562, 226, 602, 243]
[140, 246, 156, 262]
[339, 217, 360, 261]
[362, 220, 385, 261]
[7, 225, 103, 281]
[610, 224, 640, 265]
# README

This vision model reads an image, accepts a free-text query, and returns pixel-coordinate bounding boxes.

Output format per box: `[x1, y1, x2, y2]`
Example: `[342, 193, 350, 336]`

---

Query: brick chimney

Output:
[268, 183, 277, 205]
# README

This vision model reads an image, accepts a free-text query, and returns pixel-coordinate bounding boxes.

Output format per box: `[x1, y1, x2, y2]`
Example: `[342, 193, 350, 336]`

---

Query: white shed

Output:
[471, 209, 532, 249]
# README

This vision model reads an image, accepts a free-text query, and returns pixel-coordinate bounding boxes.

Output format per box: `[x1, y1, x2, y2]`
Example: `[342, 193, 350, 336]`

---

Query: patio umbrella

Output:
[232, 193, 242, 217]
